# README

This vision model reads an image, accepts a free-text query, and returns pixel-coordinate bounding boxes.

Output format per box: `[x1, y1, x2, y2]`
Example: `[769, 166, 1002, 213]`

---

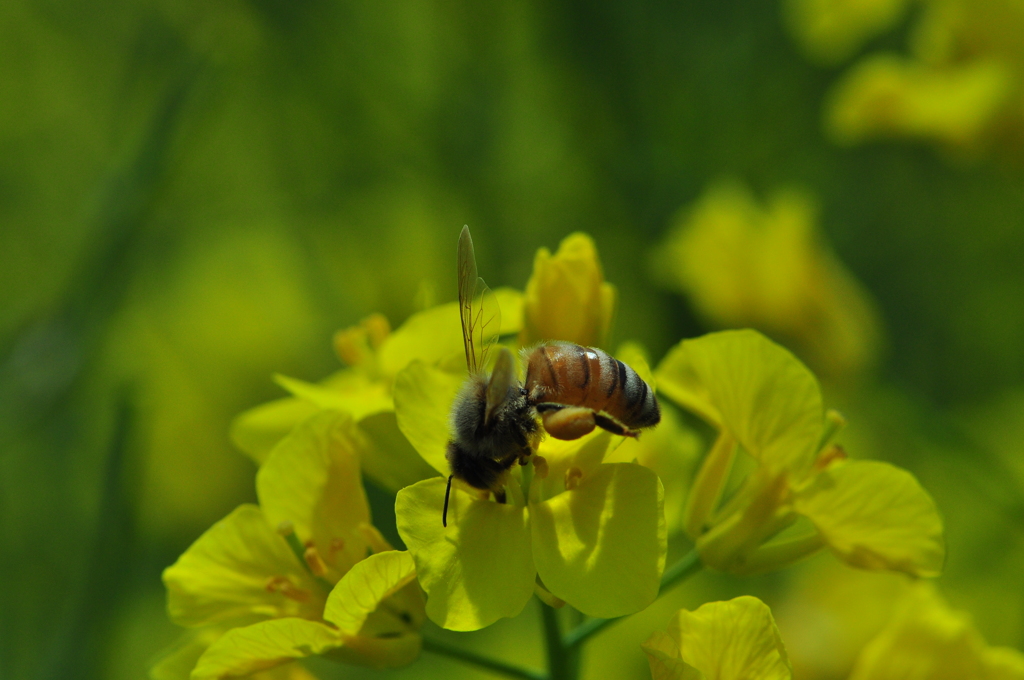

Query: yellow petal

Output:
[319, 551, 424, 670]
[256, 412, 371, 578]
[395, 477, 535, 631]
[642, 630, 702, 680]
[163, 505, 318, 627]
[531, 463, 666, 618]
[645, 596, 792, 680]
[191, 618, 340, 680]
[655, 341, 722, 428]
[520, 233, 616, 347]
[378, 288, 523, 376]
[323, 551, 420, 636]
[393, 361, 466, 476]
[230, 397, 321, 465]
[150, 630, 318, 680]
[794, 460, 944, 577]
[273, 371, 392, 421]
[849, 584, 1024, 680]
[358, 411, 441, 492]
[150, 629, 221, 680]
[659, 330, 823, 472]
[826, 55, 1012, 147]
[530, 430, 621, 503]
[783, 0, 910, 65]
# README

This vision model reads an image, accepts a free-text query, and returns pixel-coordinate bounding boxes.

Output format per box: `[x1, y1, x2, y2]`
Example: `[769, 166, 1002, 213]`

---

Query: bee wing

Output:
[485, 346, 516, 426]
[457, 225, 501, 374]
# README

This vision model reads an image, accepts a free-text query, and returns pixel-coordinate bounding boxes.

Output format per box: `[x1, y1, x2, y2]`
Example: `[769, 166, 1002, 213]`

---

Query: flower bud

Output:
[520, 233, 616, 347]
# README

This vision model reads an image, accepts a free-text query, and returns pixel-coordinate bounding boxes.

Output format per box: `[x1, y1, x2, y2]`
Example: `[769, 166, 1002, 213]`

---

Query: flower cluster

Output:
[155, 230, 988, 680]
[786, 0, 1024, 154]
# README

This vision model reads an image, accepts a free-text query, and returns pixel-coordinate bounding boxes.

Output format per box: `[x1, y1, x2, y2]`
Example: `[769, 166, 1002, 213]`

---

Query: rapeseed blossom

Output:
[158, 412, 425, 678]
[652, 181, 882, 380]
[643, 596, 793, 680]
[392, 235, 667, 630]
[788, 0, 1024, 154]
[520, 232, 616, 348]
[656, 329, 944, 576]
[849, 584, 1024, 680]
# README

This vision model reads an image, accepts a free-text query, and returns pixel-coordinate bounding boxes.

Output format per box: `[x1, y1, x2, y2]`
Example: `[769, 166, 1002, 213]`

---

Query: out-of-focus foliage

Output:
[2, 0, 1023, 679]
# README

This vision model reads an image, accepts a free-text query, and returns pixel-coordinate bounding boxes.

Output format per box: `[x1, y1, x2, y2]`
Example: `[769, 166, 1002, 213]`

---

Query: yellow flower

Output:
[392, 357, 666, 631]
[826, 54, 1012, 148]
[849, 584, 1024, 680]
[795, 0, 1024, 154]
[159, 412, 425, 678]
[520, 232, 616, 347]
[642, 596, 793, 680]
[230, 290, 522, 492]
[652, 181, 884, 380]
[656, 329, 944, 576]
[783, 0, 911, 65]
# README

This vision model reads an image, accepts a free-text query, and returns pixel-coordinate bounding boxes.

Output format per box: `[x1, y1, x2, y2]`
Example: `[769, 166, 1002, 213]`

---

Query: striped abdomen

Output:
[523, 343, 660, 430]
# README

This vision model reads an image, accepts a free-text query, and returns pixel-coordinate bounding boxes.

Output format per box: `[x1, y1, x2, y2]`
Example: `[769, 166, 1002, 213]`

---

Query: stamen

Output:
[265, 576, 311, 602]
[814, 444, 847, 472]
[533, 455, 549, 479]
[303, 543, 328, 578]
[277, 520, 295, 537]
[564, 466, 583, 491]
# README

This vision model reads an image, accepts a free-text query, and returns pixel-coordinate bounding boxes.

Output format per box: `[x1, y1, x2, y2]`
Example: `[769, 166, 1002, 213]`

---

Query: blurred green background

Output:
[2, 1, 1023, 679]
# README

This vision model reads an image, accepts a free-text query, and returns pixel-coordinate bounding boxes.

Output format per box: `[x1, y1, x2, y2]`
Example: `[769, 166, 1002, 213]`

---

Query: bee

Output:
[443, 226, 660, 526]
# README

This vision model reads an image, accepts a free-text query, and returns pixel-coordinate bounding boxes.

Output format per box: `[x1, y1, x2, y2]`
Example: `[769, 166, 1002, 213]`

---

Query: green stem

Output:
[563, 548, 703, 648]
[422, 637, 548, 680]
[540, 602, 579, 680]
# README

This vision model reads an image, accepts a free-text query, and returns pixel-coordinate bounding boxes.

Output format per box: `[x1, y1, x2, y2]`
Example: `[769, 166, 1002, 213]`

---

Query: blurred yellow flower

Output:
[656, 329, 944, 576]
[826, 54, 1012, 148]
[520, 232, 616, 348]
[159, 412, 425, 678]
[849, 584, 1024, 680]
[790, 0, 1024, 154]
[642, 596, 793, 680]
[652, 181, 883, 380]
[784, 0, 911, 64]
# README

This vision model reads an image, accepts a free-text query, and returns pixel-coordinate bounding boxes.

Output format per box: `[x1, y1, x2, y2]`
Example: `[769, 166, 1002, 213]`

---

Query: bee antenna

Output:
[443, 475, 453, 527]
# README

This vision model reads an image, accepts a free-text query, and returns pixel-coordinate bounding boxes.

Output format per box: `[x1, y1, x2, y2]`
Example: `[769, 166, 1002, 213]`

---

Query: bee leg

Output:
[593, 413, 639, 438]
[540, 406, 597, 441]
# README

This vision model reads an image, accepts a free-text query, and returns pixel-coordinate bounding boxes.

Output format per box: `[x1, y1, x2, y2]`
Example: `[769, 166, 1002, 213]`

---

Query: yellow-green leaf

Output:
[163, 505, 317, 627]
[256, 412, 371, 578]
[650, 596, 792, 680]
[531, 463, 666, 618]
[191, 618, 340, 679]
[393, 361, 465, 476]
[395, 478, 535, 631]
[794, 460, 945, 577]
